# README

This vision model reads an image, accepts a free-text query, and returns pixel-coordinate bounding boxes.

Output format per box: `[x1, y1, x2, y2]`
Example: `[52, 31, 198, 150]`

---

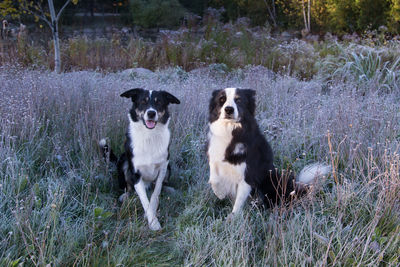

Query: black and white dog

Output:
[100, 88, 180, 230]
[207, 87, 330, 214]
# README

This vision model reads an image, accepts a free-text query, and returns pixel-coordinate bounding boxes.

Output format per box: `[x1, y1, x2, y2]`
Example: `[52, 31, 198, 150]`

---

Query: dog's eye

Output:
[141, 99, 148, 105]
[219, 96, 226, 104]
[235, 97, 241, 103]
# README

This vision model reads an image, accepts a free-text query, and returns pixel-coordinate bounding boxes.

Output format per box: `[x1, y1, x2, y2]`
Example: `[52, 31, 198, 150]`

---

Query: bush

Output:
[130, 0, 186, 28]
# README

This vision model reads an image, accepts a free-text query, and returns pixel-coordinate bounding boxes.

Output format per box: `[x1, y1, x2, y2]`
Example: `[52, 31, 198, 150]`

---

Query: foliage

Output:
[206, 0, 400, 33]
[130, 0, 186, 28]
[0, 0, 20, 18]
[3, 23, 400, 85]
[318, 43, 400, 93]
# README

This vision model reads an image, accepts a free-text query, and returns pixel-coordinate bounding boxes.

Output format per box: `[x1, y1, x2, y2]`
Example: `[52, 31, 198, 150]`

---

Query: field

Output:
[0, 61, 399, 266]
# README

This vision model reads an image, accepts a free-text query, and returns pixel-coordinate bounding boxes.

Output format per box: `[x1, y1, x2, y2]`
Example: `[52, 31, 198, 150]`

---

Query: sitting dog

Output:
[207, 87, 330, 214]
[100, 88, 180, 230]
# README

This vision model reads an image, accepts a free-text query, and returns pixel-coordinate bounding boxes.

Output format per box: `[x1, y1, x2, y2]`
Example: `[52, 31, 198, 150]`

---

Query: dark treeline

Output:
[82, 0, 400, 34]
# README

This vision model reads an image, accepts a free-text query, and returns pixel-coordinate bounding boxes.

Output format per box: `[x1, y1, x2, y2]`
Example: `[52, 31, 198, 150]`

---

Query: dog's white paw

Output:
[118, 193, 129, 203]
[148, 217, 161, 231]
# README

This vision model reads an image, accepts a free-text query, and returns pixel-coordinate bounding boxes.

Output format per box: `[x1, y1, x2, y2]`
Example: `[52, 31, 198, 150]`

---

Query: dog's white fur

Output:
[124, 114, 170, 230]
[297, 163, 331, 185]
[208, 88, 250, 213]
[208, 88, 331, 214]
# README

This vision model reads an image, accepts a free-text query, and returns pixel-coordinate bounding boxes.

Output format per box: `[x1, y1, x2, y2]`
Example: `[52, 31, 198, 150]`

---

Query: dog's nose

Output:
[225, 106, 234, 115]
[147, 110, 156, 119]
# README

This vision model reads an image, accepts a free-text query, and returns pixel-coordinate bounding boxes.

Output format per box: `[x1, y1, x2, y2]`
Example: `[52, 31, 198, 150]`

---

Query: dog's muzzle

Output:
[224, 106, 236, 119]
[144, 109, 158, 129]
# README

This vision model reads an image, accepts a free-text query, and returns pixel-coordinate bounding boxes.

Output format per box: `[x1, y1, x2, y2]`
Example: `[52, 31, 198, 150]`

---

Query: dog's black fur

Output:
[207, 88, 328, 210]
[100, 88, 180, 230]
[103, 88, 179, 191]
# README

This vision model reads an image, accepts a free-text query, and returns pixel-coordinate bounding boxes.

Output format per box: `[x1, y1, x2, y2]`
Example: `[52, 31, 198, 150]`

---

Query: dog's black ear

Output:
[120, 88, 145, 102]
[211, 89, 221, 99]
[242, 89, 256, 115]
[162, 91, 180, 105]
[209, 89, 222, 117]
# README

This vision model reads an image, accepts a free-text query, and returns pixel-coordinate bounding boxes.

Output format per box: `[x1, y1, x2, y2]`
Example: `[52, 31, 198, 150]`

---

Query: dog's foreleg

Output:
[231, 180, 252, 214]
[134, 179, 161, 231]
[148, 161, 168, 225]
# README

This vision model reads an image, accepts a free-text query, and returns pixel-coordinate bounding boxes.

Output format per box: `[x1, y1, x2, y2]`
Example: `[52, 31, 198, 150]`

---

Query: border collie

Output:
[100, 88, 180, 230]
[207, 87, 330, 214]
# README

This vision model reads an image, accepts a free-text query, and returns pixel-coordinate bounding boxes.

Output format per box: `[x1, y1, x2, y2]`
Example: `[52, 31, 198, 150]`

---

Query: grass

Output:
[0, 22, 326, 79]
[3, 19, 400, 87]
[0, 65, 399, 266]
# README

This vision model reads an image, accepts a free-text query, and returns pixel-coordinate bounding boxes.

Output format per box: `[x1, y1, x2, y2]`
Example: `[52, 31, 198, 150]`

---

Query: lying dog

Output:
[100, 88, 180, 230]
[207, 87, 330, 214]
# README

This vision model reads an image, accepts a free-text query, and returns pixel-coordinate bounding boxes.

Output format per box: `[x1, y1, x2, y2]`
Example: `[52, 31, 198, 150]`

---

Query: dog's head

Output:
[209, 88, 255, 123]
[121, 88, 180, 129]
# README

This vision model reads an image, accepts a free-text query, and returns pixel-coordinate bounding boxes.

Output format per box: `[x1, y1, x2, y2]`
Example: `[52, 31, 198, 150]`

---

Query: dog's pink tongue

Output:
[145, 120, 156, 129]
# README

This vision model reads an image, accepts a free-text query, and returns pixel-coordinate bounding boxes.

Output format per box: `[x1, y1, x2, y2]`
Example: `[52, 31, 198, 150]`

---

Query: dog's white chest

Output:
[129, 120, 170, 181]
[207, 122, 246, 200]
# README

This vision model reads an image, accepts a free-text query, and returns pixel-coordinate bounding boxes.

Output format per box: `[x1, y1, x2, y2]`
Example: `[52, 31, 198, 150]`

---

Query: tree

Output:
[301, 0, 311, 33]
[357, 0, 391, 31]
[0, 0, 20, 18]
[18, 0, 78, 73]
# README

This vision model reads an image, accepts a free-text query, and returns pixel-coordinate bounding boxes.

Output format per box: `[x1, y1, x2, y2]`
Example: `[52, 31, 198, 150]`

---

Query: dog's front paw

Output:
[148, 217, 161, 231]
[210, 181, 226, 200]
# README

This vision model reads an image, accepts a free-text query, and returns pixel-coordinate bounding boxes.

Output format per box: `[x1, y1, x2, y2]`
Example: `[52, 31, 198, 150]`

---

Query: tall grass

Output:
[318, 43, 400, 93]
[0, 23, 319, 78]
[0, 66, 399, 266]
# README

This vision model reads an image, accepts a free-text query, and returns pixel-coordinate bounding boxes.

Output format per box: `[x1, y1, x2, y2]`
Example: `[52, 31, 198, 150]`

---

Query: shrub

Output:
[130, 0, 186, 28]
[318, 42, 400, 93]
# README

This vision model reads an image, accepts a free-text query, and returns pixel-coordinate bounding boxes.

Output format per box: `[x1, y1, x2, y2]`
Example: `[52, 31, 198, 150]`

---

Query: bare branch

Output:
[263, 0, 277, 27]
[19, 5, 52, 29]
[56, 0, 71, 21]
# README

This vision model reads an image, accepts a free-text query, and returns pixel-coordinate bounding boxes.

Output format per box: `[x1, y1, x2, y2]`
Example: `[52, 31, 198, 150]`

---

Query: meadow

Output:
[0, 42, 400, 266]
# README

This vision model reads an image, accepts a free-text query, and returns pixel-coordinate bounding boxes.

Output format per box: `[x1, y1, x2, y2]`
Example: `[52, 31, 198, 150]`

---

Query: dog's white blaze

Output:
[128, 115, 170, 182]
[220, 87, 239, 120]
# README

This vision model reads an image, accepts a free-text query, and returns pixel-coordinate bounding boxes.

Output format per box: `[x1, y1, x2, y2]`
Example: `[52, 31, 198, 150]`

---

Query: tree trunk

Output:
[302, 0, 308, 31]
[89, 0, 94, 17]
[52, 27, 61, 74]
[48, 0, 61, 73]
[264, 0, 277, 27]
[307, 0, 311, 31]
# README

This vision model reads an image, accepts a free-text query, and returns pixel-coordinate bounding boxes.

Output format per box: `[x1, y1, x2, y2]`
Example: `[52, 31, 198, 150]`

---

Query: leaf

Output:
[94, 207, 113, 220]
[18, 177, 28, 192]
[10, 258, 21, 267]
[94, 207, 103, 218]
[101, 211, 113, 219]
